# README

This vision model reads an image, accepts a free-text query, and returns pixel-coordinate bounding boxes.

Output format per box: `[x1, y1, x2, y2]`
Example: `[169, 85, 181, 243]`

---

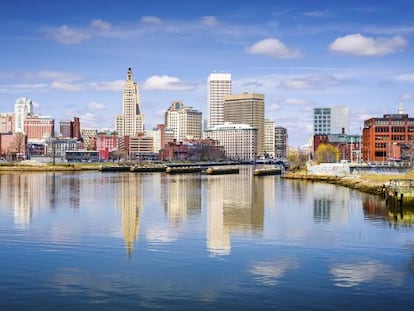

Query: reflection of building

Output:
[311, 183, 350, 224]
[165, 175, 201, 224]
[115, 174, 143, 257]
[206, 167, 264, 256]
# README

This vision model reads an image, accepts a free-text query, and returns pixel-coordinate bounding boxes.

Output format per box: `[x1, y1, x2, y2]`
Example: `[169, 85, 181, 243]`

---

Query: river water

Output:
[0, 167, 413, 310]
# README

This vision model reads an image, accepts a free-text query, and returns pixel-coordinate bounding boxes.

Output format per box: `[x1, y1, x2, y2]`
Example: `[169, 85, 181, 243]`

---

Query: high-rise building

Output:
[59, 120, 72, 138]
[207, 72, 231, 128]
[14, 97, 33, 134]
[224, 93, 265, 158]
[264, 119, 275, 158]
[275, 126, 288, 158]
[205, 123, 257, 161]
[115, 68, 145, 137]
[165, 100, 202, 142]
[313, 106, 349, 135]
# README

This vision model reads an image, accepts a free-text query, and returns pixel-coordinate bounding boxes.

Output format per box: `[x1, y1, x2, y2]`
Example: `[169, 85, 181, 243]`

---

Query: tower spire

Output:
[398, 102, 405, 114]
[127, 67, 133, 81]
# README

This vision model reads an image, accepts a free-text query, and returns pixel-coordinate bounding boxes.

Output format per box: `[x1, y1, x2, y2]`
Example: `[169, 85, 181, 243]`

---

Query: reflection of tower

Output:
[115, 173, 143, 258]
[311, 183, 350, 224]
[223, 168, 264, 231]
[206, 167, 265, 256]
[13, 175, 31, 228]
[65, 175, 80, 209]
[207, 176, 231, 256]
[165, 175, 201, 225]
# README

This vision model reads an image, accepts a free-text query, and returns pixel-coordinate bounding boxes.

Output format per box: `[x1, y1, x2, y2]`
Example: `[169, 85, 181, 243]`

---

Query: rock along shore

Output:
[281, 172, 385, 196]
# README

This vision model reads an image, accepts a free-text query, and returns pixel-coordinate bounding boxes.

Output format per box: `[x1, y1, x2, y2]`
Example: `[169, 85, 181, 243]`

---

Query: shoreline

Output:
[281, 172, 385, 195]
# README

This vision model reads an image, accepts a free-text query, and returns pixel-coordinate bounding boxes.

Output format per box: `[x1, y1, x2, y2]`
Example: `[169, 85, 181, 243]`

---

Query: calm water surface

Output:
[0, 167, 413, 310]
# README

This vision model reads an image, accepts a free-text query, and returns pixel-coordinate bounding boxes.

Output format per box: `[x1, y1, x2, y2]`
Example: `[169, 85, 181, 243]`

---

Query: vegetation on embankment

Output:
[0, 162, 101, 172]
[281, 170, 414, 196]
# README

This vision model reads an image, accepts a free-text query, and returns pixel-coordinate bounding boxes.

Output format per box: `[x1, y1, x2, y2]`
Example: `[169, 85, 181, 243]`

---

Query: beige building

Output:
[224, 93, 265, 158]
[165, 100, 202, 142]
[204, 123, 257, 161]
[207, 72, 232, 128]
[264, 119, 275, 158]
[0, 113, 14, 133]
[115, 68, 145, 137]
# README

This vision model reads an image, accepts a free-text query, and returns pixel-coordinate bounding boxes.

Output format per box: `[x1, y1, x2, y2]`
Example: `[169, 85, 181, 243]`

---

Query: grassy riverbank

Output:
[282, 170, 414, 196]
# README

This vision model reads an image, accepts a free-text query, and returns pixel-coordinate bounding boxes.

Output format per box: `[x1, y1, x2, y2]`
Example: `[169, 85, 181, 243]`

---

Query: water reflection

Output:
[330, 260, 403, 288]
[164, 174, 201, 224]
[207, 170, 264, 256]
[114, 173, 143, 257]
[249, 258, 299, 286]
[362, 195, 414, 227]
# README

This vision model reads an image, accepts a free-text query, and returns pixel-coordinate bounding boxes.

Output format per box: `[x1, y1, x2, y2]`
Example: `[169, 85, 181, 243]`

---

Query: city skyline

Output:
[1, 0, 413, 146]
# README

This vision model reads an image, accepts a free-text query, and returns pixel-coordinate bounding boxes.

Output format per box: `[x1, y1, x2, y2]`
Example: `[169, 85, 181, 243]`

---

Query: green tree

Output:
[315, 144, 340, 164]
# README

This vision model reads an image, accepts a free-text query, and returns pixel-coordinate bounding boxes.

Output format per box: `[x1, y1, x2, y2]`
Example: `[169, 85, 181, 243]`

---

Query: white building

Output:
[14, 97, 33, 134]
[115, 68, 145, 137]
[165, 100, 202, 142]
[207, 72, 231, 128]
[314, 106, 349, 135]
[204, 123, 257, 161]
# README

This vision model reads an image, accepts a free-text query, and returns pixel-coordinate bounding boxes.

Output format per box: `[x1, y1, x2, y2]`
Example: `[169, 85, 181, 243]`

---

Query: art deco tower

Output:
[115, 68, 145, 137]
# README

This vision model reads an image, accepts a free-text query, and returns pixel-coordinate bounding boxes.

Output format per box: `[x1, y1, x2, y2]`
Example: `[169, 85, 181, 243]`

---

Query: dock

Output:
[206, 167, 239, 175]
[130, 165, 166, 172]
[165, 166, 202, 174]
[253, 166, 282, 176]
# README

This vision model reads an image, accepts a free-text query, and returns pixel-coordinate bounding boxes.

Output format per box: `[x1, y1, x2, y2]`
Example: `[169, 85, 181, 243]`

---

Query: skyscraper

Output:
[165, 100, 202, 142]
[14, 97, 33, 133]
[223, 93, 265, 158]
[207, 72, 231, 128]
[313, 106, 349, 135]
[115, 68, 145, 137]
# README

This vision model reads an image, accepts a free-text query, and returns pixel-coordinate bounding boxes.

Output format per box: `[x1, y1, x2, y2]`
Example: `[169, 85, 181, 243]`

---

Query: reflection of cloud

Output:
[146, 227, 177, 244]
[330, 261, 404, 287]
[249, 259, 299, 286]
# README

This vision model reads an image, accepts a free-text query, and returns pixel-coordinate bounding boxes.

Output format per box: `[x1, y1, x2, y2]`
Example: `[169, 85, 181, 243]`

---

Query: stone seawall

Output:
[282, 172, 384, 195]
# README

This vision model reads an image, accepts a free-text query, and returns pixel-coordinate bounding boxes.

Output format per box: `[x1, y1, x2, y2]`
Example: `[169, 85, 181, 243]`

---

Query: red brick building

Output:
[362, 110, 411, 162]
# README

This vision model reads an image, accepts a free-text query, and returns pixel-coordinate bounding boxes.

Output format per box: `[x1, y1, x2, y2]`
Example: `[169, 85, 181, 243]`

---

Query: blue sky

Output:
[0, 0, 413, 147]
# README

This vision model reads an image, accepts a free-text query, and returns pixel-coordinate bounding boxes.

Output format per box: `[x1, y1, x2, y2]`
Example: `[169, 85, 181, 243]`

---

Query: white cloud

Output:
[89, 80, 124, 91]
[329, 33, 407, 56]
[399, 93, 414, 101]
[284, 98, 310, 105]
[247, 38, 302, 59]
[80, 113, 96, 127]
[201, 16, 219, 27]
[48, 25, 91, 44]
[24, 71, 83, 83]
[87, 102, 105, 110]
[280, 75, 343, 90]
[143, 75, 194, 91]
[141, 16, 162, 25]
[50, 81, 85, 91]
[90, 19, 112, 31]
[394, 73, 414, 82]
